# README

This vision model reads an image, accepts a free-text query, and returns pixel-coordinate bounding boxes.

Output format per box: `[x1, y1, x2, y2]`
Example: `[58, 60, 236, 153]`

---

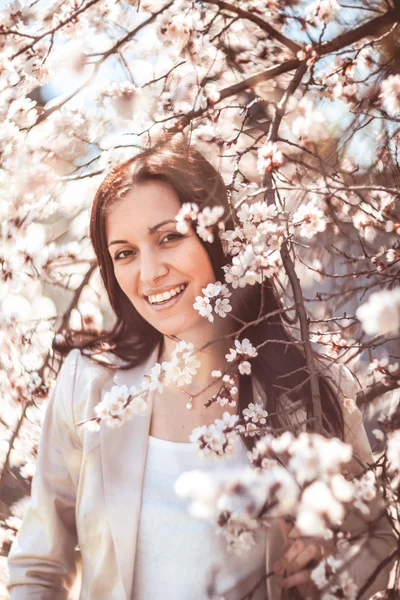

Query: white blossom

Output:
[7, 97, 38, 128]
[238, 360, 251, 375]
[306, 0, 340, 24]
[292, 96, 330, 142]
[175, 202, 199, 234]
[158, 11, 194, 49]
[142, 362, 164, 393]
[356, 288, 400, 336]
[387, 429, 400, 471]
[380, 74, 400, 117]
[214, 297, 232, 319]
[196, 206, 225, 243]
[256, 142, 284, 174]
[353, 471, 377, 514]
[237, 201, 277, 225]
[293, 200, 327, 238]
[297, 480, 345, 536]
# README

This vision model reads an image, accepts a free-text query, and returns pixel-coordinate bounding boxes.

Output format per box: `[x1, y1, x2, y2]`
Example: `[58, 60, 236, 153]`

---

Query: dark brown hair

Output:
[55, 134, 344, 448]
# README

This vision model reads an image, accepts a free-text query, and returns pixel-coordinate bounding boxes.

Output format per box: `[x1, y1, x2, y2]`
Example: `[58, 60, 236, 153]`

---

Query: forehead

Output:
[105, 180, 181, 239]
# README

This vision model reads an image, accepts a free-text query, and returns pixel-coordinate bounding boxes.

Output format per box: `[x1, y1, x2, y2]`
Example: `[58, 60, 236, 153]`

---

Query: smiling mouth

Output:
[146, 283, 188, 307]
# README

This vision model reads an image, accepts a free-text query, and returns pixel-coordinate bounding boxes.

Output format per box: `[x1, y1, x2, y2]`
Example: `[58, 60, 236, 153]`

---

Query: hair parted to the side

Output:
[54, 133, 344, 447]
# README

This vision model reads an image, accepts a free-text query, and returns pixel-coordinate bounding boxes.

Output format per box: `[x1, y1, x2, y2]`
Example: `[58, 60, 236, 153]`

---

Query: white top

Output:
[131, 434, 266, 600]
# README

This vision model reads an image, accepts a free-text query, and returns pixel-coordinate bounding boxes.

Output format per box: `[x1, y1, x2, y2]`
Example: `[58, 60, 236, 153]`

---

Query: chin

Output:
[157, 317, 204, 340]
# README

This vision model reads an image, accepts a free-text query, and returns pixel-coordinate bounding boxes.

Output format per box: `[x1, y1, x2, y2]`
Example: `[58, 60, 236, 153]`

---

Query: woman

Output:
[7, 136, 395, 599]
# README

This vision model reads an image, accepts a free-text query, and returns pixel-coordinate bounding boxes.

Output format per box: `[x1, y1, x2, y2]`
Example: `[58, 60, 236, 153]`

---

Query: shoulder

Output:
[319, 359, 360, 399]
[67, 344, 159, 413]
[62, 347, 132, 381]
[51, 349, 123, 428]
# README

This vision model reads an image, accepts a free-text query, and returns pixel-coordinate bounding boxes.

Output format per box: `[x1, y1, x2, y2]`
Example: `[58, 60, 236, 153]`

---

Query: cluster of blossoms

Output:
[0, 516, 21, 556]
[311, 332, 349, 359]
[96, 81, 144, 121]
[311, 556, 358, 600]
[368, 356, 400, 388]
[316, 56, 358, 106]
[296, 44, 319, 67]
[349, 192, 397, 244]
[175, 464, 264, 554]
[380, 74, 400, 118]
[175, 202, 225, 243]
[157, 11, 194, 49]
[189, 411, 240, 460]
[351, 471, 377, 515]
[156, 4, 216, 65]
[306, 0, 340, 25]
[193, 281, 232, 323]
[190, 401, 269, 460]
[371, 247, 400, 272]
[220, 200, 285, 288]
[371, 407, 400, 458]
[86, 341, 201, 430]
[86, 384, 150, 431]
[174, 430, 372, 571]
[291, 96, 329, 143]
[236, 403, 269, 438]
[160, 340, 201, 388]
[249, 431, 357, 537]
[352, 207, 383, 243]
[207, 370, 239, 408]
[222, 243, 279, 288]
[356, 288, 400, 337]
[256, 142, 284, 174]
[225, 338, 258, 375]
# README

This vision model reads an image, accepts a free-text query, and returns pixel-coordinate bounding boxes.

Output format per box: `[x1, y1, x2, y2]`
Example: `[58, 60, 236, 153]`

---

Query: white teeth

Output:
[148, 284, 186, 305]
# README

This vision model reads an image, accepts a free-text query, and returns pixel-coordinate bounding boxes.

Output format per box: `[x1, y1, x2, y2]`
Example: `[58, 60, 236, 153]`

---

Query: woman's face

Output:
[105, 179, 217, 340]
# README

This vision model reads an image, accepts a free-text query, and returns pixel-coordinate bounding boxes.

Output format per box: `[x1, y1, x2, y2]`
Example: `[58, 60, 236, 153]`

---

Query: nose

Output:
[139, 248, 169, 287]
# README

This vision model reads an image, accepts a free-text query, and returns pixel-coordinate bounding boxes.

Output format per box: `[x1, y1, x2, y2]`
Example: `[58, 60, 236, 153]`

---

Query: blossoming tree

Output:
[1, 0, 400, 598]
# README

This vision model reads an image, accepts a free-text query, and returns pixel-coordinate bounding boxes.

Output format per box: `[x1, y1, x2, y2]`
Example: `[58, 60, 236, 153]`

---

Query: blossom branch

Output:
[202, 0, 302, 54]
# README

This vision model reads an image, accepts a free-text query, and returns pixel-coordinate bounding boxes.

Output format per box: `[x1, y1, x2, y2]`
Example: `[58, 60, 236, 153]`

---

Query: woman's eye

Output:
[161, 233, 183, 244]
[114, 250, 134, 260]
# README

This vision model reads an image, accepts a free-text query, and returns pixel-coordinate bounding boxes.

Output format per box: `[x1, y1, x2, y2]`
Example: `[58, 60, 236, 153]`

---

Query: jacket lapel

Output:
[100, 345, 159, 600]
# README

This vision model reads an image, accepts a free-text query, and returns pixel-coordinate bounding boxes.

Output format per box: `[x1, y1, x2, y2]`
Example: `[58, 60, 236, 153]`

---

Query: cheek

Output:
[113, 265, 138, 297]
[184, 240, 215, 285]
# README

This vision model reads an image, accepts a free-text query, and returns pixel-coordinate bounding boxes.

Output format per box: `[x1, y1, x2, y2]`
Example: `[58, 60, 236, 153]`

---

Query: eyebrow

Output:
[107, 219, 176, 248]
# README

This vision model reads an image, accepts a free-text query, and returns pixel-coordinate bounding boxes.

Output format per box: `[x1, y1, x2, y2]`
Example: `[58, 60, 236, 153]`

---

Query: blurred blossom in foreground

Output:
[356, 288, 400, 336]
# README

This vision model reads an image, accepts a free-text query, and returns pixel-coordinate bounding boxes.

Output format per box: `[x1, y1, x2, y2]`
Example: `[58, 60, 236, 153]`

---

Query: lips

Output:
[145, 283, 188, 311]
[146, 283, 188, 305]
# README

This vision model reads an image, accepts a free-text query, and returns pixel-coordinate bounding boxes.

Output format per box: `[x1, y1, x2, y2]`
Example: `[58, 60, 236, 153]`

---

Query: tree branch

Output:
[169, 4, 400, 133]
[280, 244, 323, 433]
[358, 381, 400, 406]
[202, 0, 302, 54]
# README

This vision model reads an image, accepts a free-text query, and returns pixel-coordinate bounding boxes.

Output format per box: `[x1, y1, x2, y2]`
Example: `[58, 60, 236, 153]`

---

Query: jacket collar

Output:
[100, 342, 160, 600]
